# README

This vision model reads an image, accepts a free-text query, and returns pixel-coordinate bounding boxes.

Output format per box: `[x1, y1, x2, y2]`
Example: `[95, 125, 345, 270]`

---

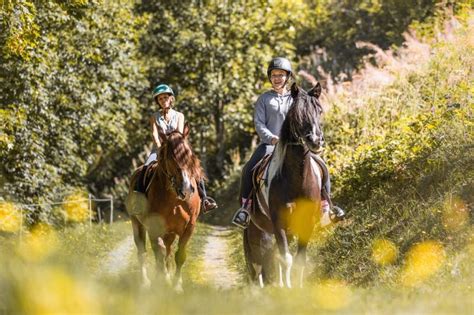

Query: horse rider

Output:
[232, 57, 345, 228]
[134, 83, 218, 213]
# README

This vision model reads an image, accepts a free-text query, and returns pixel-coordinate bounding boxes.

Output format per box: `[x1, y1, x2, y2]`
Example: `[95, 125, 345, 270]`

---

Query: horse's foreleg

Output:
[274, 226, 293, 288]
[149, 234, 168, 282]
[131, 216, 150, 287]
[174, 224, 195, 292]
[278, 263, 284, 287]
[163, 233, 176, 284]
[295, 242, 308, 288]
[295, 220, 314, 288]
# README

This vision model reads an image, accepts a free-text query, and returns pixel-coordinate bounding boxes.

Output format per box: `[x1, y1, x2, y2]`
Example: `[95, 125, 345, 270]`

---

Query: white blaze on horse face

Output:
[312, 124, 319, 143]
[181, 170, 193, 200]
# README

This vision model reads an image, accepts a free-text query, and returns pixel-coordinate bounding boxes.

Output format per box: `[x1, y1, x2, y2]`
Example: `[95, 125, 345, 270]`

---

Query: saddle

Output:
[142, 161, 159, 196]
[248, 152, 331, 220]
[248, 153, 273, 220]
[125, 161, 158, 216]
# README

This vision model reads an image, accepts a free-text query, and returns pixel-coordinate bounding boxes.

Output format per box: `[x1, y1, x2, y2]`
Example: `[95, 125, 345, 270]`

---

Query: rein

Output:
[283, 142, 312, 157]
[146, 162, 178, 194]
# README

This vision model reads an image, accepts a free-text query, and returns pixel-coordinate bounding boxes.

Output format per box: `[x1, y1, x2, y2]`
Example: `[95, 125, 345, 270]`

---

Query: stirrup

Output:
[201, 197, 218, 214]
[330, 206, 346, 223]
[231, 208, 250, 229]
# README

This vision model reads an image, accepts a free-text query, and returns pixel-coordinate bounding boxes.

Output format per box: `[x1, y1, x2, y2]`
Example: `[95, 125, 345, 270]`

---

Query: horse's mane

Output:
[158, 130, 205, 181]
[279, 87, 321, 146]
[275, 84, 322, 174]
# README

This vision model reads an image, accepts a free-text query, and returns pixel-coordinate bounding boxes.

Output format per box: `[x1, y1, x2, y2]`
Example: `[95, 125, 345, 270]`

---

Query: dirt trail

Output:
[200, 226, 242, 289]
[101, 235, 134, 275]
[100, 225, 242, 289]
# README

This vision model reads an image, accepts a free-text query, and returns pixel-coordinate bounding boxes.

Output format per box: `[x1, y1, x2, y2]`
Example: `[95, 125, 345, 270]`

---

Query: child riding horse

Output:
[127, 123, 203, 291]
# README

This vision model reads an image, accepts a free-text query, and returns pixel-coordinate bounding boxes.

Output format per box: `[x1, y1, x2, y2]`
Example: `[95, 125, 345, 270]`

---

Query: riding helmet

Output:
[267, 57, 292, 79]
[153, 84, 174, 99]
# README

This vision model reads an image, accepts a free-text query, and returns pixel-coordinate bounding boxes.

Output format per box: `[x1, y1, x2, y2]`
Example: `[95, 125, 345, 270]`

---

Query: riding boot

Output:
[232, 198, 251, 229]
[320, 181, 346, 223]
[321, 199, 346, 224]
[197, 179, 218, 214]
[330, 205, 346, 222]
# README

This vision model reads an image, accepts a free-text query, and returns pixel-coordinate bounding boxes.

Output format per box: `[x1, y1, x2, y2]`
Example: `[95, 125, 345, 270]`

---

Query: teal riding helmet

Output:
[152, 84, 174, 99]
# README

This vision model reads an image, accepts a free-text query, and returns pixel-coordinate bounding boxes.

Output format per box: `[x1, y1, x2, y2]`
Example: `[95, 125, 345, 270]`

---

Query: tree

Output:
[137, 0, 308, 178]
[297, 0, 440, 76]
[1, 0, 149, 218]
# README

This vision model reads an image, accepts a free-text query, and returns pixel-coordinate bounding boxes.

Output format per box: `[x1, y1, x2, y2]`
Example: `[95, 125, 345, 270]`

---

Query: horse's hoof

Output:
[165, 274, 172, 285]
[174, 284, 184, 294]
[141, 278, 151, 289]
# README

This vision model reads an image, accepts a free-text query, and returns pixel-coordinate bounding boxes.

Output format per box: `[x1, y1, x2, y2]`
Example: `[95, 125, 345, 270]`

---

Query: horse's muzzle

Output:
[306, 133, 323, 153]
[306, 140, 321, 153]
[177, 186, 194, 200]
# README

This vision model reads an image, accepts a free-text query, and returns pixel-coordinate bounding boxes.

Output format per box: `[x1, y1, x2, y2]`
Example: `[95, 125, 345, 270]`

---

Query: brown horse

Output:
[244, 83, 325, 288]
[127, 123, 203, 291]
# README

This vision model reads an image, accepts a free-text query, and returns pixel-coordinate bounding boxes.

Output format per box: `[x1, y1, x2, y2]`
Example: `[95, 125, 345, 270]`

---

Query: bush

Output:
[312, 16, 473, 284]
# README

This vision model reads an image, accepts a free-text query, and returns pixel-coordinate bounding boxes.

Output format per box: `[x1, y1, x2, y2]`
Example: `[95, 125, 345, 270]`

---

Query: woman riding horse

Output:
[244, 83, 338, 288]
[232, 57, 345, 228]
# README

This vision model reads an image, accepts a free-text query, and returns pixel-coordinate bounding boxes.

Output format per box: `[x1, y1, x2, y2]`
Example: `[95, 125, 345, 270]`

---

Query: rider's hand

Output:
[271, 137, 279, 145]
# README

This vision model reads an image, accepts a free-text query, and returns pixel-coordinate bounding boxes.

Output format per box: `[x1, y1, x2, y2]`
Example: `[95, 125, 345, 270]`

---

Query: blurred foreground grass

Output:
[0, 221, 472, 314]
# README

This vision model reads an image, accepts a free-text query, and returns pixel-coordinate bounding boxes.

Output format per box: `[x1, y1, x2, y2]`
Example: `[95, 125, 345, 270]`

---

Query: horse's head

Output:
[158, 123, 203, 200]
[280, 83, 323, 153]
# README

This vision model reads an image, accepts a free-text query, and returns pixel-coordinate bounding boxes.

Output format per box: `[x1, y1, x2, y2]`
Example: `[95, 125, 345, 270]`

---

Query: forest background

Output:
[1, 0, 471, 224]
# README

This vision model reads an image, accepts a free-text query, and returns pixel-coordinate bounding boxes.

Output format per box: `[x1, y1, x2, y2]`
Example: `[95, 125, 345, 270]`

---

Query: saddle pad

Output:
[252, 154, 273, 220]
[252, 152, 326, 220]
[144, 161, 159, 194]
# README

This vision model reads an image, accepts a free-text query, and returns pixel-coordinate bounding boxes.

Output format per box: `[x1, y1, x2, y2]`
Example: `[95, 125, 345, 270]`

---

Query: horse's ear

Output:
[290, 82, 299, 98]
[308, 81, 322, 99]
[183, 122, 190, 138]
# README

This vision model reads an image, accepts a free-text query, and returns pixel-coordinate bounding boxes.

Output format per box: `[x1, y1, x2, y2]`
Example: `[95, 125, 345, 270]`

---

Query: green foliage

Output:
[0, 1, 149, 218]
[137, 0, 309, 178]
[1, 0, 469, 231]
[298, 0, 447, 76]
[315, 19, 473, 284]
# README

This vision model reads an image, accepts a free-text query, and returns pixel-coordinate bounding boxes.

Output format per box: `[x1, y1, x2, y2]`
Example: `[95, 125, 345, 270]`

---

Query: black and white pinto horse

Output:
[244, 83, 326, 288]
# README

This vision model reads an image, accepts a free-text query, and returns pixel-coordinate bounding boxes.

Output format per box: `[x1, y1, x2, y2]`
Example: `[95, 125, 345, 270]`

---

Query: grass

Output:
[0, 216, 473, 314]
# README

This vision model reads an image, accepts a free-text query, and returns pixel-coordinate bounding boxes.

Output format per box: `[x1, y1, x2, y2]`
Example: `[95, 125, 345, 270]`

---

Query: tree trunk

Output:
[215, 98, 225, 176]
